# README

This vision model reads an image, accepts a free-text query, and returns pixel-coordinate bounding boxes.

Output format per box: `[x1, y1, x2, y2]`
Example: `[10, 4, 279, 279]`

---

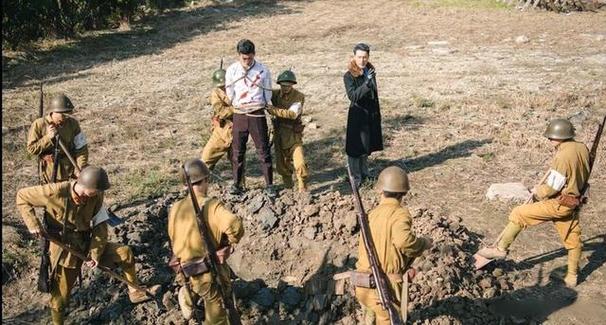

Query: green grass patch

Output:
[412, 0, 510, 9]
[122, 168, 179, 201]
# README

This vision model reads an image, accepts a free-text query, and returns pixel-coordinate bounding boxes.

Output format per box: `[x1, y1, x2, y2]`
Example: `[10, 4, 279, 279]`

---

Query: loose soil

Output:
[2, 0, 606, 324]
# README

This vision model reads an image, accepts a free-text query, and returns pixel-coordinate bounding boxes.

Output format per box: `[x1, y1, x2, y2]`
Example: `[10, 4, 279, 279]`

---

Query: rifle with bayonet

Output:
[564, 115, 605, 240]
[36, 83, 53, 293]
[182, 164, 241, 325]
[347, 164, 403, 325]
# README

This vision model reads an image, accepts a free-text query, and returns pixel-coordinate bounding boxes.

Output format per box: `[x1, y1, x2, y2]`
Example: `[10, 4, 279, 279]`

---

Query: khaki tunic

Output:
[167, 193, 244, 324]
[509, 140, 589, 250]
[202, 88, 235, 170]
[16, 181, 138, 317]
[270, 88, 308, 189]
[355, 198, 426, 324]
[27, 115, 89, 183]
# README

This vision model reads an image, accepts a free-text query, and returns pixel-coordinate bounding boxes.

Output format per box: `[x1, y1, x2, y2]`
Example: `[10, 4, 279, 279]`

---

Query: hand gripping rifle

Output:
[182, 165, 241, 325]
[564, 115, 605, 240]
[347, 165, 403, 325]
[39, 229, 156, 297]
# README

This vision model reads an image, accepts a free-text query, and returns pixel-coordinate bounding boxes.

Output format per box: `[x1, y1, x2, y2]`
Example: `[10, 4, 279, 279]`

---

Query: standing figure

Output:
[27, 93, 89, 183]
[343, 43, 383, 187]
[271, 69, 308, 192]
[355, 166, 431, 324]
[225, 39, 276, 197]
[16, 166, 161, 325]
[168, 159, 245, 323]
[477, 119, 590, 287]
[201, 67, 235, 170]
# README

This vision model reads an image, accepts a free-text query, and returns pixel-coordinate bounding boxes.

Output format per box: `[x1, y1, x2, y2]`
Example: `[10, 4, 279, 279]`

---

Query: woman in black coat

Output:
[343, 43, 383, 186]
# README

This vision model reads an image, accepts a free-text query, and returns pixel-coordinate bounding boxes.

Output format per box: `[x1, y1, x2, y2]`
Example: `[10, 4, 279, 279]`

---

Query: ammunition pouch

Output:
[180, 257, 210, 278]
[558, 194, 581, 209]
[350, 271, 375, 288]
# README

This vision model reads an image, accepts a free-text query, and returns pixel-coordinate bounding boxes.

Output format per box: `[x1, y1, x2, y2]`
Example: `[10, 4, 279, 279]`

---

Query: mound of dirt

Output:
[61, 187, 522, 324]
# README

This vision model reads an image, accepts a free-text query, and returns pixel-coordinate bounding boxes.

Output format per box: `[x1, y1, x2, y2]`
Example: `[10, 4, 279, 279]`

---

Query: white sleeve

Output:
[545, 169, 567, 192]
[225, 65, 235, 102]
[264, 70, 273, 106]
[73, 132, 87, 150]
[91, 205, 110, 227]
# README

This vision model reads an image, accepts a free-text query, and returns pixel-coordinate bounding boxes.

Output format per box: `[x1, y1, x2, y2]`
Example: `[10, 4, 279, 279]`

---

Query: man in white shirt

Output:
[225, 39, 276, 198]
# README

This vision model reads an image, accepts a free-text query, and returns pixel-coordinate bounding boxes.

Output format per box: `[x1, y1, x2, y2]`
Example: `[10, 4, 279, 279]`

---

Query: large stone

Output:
[258, 206, 278, 231]
[485, 183, 530, 202]
[252, 288, 275, 308]
[247, 194, 265, 214]
[280, 286, 302, 306]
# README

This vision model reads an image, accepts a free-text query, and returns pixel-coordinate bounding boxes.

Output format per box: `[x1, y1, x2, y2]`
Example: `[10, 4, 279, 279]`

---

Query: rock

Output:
[479, 278, 492, 289]
[343, 212, 358, 234]
[258, 206, 278, 231]
[302, 116, 313, 123]
[307, 122, 318, 129]
[432, 48, 457, 55]
[482, 287, 497, 299]
[492, 268, 504, 278]
[515, 35, 530, 44]
[427, 40, 449, 47]
[303, 226, 316, 240]
[303, 205, 320, 219]
[312, 294, 328, 310]
[281, 286, 302, 306]
[252, 288, 275, 308]
[485, 183, 530, 202]
[247, 195, 265, 214]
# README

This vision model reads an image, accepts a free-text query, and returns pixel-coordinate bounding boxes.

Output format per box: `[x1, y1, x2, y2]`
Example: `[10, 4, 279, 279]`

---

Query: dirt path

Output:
[3, 0, 606, 323]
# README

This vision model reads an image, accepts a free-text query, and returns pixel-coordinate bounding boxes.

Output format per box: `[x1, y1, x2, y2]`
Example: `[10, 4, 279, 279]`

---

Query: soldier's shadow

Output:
[410, 266, 578, 324]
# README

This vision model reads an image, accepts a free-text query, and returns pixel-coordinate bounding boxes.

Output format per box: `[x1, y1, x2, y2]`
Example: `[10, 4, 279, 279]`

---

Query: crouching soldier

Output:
[27, 93, 89, 183]
[16, 166, 161, 325]
[355, 166, 432, 324]
[271, 69, 308, 192]
[477, 119, 590, 287]
[168, 159, 245, 323]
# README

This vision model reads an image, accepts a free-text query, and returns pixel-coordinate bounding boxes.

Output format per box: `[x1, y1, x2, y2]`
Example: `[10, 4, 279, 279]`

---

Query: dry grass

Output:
[2, 0, 606, 320]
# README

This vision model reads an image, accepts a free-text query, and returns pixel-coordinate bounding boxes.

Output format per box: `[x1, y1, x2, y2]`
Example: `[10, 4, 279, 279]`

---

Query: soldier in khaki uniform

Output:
[201, 68, 235, 170]
[478, 119, 590, 287]
[16, 166, 161, 325]
[168, 159, 245, 323]
[271, 70, 308, 192]
[27, 93, 89, 183]
[355, 166, 432, 324]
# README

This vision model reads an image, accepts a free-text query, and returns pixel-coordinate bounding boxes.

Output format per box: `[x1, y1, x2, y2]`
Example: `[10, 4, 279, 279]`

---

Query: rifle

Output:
[37, 83, 53, 293]
[40, 229, 156, 297]
[347, 165, 403, 325]
[182, 164, 241, 325]
[564, 115, 605, 240]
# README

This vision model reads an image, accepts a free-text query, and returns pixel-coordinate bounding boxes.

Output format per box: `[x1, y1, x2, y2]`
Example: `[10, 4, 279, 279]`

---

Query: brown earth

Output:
[2, 0, 606, 324]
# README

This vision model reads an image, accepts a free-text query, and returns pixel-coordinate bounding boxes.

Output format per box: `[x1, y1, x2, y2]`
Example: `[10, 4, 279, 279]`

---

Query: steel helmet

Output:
[277, 70, 297, 85]
[181, 159, 210, 184]
[376, 166, 410, 193]
[50, 93, 74, 113]
[78, 166, 110, 191]
[212, 69, 226, 87]
[544, 118, 575, 140]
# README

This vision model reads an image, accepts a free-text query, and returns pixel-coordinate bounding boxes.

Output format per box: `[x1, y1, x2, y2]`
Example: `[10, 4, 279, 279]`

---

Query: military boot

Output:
[129, 284, 161, 304]
[297, 178, 307, 193]
[564, 247, 581, 288]
[282, 175, 294, 189]
[51, 310, 64, 325]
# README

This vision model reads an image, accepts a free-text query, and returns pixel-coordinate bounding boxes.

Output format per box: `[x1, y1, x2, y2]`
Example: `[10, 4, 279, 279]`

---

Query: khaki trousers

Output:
[189, 265, 233, 325]
[274, 129, 308, 190]
[201, 122, 233, 170]
[50, 243, 138, 325]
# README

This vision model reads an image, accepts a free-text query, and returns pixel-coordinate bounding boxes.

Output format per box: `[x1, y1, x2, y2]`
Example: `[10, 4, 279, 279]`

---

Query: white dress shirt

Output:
[225, 60, 273, 114]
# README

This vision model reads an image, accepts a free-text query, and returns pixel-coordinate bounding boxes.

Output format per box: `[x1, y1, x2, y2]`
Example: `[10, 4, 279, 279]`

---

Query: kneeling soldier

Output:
[355, 166, 432, 324]
[477, 119, 589, 287]
[168, 159, 245, 323]
[27, 93, 89, 183]
[16, 166, 161, 325]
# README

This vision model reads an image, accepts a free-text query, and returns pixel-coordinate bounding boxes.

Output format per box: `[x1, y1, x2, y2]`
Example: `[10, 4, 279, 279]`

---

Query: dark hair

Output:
[353, 43, 370, 54]
[383, 191, 405, 200]
[237, 39, 255, 54]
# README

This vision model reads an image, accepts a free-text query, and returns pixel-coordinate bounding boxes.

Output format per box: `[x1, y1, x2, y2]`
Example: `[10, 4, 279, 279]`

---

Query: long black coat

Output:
[343, 62, 383, 157]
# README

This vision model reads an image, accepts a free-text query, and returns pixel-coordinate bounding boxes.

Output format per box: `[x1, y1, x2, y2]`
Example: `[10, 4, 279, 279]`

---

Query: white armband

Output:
[289, 102, 302, 116]
[91, 205, 110, 227]
[545, 169, 566, 192]
[74, 132, 88, 150]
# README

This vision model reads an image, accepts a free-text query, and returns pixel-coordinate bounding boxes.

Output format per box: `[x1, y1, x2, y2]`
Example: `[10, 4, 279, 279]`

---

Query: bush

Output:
[2, 0, 187, 49]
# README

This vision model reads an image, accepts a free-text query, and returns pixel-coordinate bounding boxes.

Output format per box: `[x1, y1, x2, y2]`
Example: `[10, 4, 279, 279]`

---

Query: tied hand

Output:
[406, 268, 417, 281]
[215, 246, 233, 264]
[31, 228, 42, 239]
[211, 116, 220, 128]
[86, 259, 98, 269]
